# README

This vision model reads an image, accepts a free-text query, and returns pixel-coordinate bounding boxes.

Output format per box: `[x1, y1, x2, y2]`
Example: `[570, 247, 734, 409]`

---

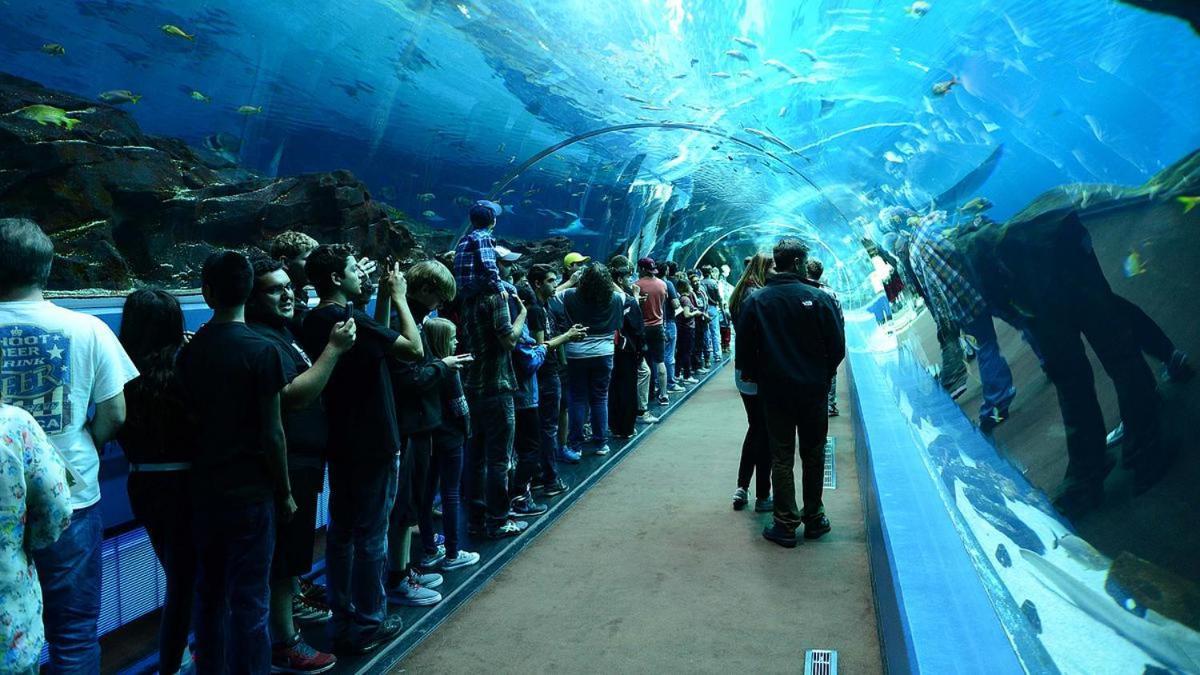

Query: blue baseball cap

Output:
[472, 200, 502, 218]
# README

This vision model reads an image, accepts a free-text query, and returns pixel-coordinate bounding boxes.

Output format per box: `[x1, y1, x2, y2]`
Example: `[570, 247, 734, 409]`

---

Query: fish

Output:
[623, 94, 648, 103]
[1123, 248, 1147, 277]
[672, 73, 689, 79]
[421, 210, 444, 221]
[190, 90, 211, 103]
[417, 193, 436, 202]
[763, 59, 798, 76]
[99, 90, 142, 105]
[204, 132, 241, 155]
[160, 24, 196, 41]
[906, 1, 932, 17]
[959, 197, 993, 213]
[709, 71, 732, 79]
[453, 196, 472, 207]
[549, 217, 602, 237]
[819, 99, 836, 117]
[883, 151, 905, 164]
[13, 104, 80, 130]
[732, 37, 759, 50]
[41, 43, 66, 56]
[725, 49, 749, 62]
[778, 106, 788, 117]
[1176, 196, 1199, 213]
[796, 49, 819, 62]
[690, 58, 700, 66]
[744, 128, 796, 153]
[237, 105, 263, 115]
[641, 105, 668, 111]
[932, 78, 958, 96]
[497, 142, 506, 153]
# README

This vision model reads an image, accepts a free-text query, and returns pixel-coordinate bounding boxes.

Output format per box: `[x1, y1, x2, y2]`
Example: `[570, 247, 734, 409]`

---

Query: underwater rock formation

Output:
[0, 73, 434, 290]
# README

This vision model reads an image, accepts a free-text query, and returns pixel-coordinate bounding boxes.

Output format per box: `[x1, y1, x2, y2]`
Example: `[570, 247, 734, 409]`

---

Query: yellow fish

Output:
[161, 24, 195, 41]
[1178, 196, 1199, 214]
[14, 104, 80, 130]
[41, 43, 66, 56]
[1123, 248, 1147, 278]
[237, 105, 263, 115]
[190, 91, 211, 104]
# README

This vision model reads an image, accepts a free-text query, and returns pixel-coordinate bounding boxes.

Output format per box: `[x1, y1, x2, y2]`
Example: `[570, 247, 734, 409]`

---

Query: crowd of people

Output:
[0, 202, 740, 675]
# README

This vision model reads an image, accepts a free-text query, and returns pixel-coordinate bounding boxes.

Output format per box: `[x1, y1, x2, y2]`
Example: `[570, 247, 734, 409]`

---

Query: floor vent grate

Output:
[823, 437, 837, 489]
[804, 649, 838, 675]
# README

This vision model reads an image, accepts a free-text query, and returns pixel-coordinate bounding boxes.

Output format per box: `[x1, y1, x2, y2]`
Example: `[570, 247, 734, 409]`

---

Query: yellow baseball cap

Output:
[563, 252, 590, 267]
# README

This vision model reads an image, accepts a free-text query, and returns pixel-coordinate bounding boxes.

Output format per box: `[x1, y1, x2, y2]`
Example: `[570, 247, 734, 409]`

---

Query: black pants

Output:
[609, 350, 640, 436]
[128, 472, 195, 675]
[996, 215, 1162, 493]
[537, 370, 562, 482]
[512, 406, 543, 496]
[675, 323, 694, 378]
[738, 394, 771, 497]
[464, 393, 516, 528]
[762, 389, 829, 532]
[402, 434, 435, 555]
[1117, 294, 1175, 364]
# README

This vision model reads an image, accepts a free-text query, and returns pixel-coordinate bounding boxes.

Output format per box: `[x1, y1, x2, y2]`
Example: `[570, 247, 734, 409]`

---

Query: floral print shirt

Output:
[0, 404, 72, 672]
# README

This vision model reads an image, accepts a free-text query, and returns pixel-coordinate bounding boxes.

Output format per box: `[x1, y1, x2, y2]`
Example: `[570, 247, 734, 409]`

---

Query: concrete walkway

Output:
[400, 367, 882, 673]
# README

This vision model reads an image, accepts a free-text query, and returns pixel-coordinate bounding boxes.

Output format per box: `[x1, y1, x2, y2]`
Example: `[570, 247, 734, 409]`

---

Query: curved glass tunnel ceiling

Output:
[2, 0, 1198, 296]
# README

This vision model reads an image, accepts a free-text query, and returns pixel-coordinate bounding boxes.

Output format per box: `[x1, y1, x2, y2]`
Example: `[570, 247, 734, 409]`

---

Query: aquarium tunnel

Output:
[1, 1, 1199, 673]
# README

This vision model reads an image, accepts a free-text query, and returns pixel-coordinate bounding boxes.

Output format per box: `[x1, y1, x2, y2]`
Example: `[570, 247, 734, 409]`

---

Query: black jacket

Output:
[392, 330, 453, 437]
[734, 272, 846, 396]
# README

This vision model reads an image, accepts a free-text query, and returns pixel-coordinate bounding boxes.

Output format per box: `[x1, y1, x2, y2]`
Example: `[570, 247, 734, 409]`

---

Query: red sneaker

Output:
[272, 634, 336, 674]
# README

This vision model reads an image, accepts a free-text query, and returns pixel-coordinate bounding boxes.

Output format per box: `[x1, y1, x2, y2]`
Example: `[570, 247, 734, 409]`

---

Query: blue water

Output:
[4, 0, 1197, 296]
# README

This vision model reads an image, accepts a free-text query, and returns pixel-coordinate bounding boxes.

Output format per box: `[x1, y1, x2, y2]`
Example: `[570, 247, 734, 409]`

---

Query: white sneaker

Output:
[668, 384, 685, 393]
[1106, 422, 1125, 447]
[638, 413, 660, 424]
[388, 572, 442, 606]
[684, 377, 699, 384]
[595, 444, 612, 456]
[440, 550, 481, 571]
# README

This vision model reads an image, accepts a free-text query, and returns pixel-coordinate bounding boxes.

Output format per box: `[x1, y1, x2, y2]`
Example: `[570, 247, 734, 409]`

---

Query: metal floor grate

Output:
[805, 649, 838, 675]
[823, 436, 837, 489]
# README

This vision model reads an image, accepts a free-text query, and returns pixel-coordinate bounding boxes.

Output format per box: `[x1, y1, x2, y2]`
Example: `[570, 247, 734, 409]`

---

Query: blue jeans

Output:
[961, 314, 1017, 419]
[34, 504, 102, 675]
[192, 499, 275, 675]
[663, 321, 678, 387]
[326, 454, 399, 641]
[537, 370, 561, 481]
[705, 308, 721, 364]
[567, 355, 614, 450]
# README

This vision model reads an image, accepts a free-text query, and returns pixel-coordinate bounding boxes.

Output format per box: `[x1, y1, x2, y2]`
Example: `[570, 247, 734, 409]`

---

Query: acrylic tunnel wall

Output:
[2, 0, 1200, 673]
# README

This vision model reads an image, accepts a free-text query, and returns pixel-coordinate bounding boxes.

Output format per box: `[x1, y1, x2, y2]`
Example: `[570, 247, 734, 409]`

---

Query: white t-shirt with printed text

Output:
[0, 300, 139, 510]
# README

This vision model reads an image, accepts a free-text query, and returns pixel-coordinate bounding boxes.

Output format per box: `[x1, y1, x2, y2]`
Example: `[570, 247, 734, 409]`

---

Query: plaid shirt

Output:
[909, 221, 987, 326]
[453, 228, 503, 298]
[460, 292, 516, 397]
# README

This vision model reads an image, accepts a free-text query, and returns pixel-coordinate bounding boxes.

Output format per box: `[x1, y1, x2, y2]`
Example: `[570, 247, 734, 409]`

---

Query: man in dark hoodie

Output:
[735, 238, 845, 549]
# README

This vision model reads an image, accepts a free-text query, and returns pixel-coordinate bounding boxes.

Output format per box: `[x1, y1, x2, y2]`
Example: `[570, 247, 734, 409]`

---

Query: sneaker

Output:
[440, 550, 481, 571]
[732, 487, 749, 510]
[946, 382, 969, 400]
[297, 578, 326, 603]
[536, 478, 569, 497]
[594, 444, 612, 456]
[669, 384, 685, 393]
[754, 497, 773, 513]
[292, 594, 332, 624]
[803, 514, 832, 540]
[1106, 422, 1125, 448]
[510, 495, 549, 518]
[762, 523, 798, 548]
[333, 613, 403, 655]
[487, 519, 529, 539]
[979, 408, 1010, 433]
[387, 572, 442, 607]
[410, 568, 443, 590]
[273, 634, 336, 674]
[827, 404, 840, 417]
[557, 447, 582, 464]
[697, 367, 710, 374]
[638, 412, 660, 424]
[1166, 350, 1195, 383]
[419, 545, 446, 568]
[684, 377, 699, 384]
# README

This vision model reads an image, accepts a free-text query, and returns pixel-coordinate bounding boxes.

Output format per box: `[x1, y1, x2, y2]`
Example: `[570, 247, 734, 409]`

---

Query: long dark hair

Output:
[120, 290, 185, 399]
[577, 262, 613, 307]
